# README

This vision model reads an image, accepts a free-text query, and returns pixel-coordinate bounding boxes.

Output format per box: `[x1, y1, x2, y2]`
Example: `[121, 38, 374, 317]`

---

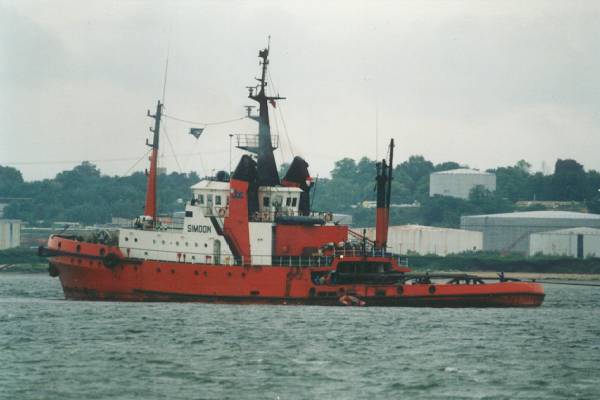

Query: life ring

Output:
[428, 285, 436, 294]
[103, 253, 120, 269]
[218, 207, 227, 217]
[324, 213, 333, 223]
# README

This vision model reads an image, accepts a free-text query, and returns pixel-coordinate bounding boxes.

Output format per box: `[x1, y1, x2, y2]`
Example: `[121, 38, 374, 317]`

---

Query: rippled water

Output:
[1, 273, 599, 400]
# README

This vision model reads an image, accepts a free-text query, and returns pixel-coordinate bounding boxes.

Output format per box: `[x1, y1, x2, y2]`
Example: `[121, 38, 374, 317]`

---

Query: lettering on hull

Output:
[187, 225, 212, 233]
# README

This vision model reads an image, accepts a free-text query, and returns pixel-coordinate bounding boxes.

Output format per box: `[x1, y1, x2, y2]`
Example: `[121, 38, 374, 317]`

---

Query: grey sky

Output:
[2, 0, 599, 181]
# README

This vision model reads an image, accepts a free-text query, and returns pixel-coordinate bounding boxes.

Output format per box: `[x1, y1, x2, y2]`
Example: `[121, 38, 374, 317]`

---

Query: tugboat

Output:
[39, 46, 544, 307]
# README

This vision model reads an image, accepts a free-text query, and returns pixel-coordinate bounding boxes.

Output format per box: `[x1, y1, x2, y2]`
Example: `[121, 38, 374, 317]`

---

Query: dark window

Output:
[292, 198, 298, 207]
[198, 194, 204, 204]
[215, 195, 222, 205]
[263, 197, 270, 207]
[286, 197, 291, 206]
[577, 234, 584, 259]
[185, 211, 193, 217]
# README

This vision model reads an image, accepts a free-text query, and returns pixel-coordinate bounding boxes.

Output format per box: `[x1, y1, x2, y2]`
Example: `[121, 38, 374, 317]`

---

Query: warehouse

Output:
[363, 224, 482, 256]
[0, 219, 21, 250]
[461, 211, 600, 253]
[429, 168, 496, 200]
[530, 227, 600, 258]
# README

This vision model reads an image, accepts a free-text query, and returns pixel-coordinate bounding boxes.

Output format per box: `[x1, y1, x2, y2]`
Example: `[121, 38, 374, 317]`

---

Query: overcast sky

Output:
[2, 0, 600, 181]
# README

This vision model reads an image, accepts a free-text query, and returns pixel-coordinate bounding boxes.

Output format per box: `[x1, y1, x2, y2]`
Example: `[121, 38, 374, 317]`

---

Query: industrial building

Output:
[363, 224, 482, 256]
[429, 168, 496, 199]
[0, 219, 21, 250]
[461, 211, 600, 253]
[530, 227, 600, 258]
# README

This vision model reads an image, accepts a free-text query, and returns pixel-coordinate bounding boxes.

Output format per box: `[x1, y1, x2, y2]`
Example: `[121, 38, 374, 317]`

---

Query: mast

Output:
[144, 100, 163, 225]
[375, 139, 394, 249]
[247, 44, 285, 187]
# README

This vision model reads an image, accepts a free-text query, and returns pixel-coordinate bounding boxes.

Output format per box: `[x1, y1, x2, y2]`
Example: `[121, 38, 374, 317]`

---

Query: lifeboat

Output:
[39, 44, 544, 307]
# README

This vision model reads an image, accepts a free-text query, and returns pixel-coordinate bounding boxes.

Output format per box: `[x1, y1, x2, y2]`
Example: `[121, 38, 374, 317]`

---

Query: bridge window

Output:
[185, 211, 193, 217]
[292, 198, 298, 207]
[285, 197, 291, 207]
[263, 196, 270, 207]
[215, 195, 222, 206]
[198, 194, 204, 205]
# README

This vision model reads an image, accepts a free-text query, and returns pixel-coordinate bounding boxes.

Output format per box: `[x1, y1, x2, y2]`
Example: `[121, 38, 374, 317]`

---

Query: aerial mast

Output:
[144, 100, 163, 226]
[246, 40, 285, 187]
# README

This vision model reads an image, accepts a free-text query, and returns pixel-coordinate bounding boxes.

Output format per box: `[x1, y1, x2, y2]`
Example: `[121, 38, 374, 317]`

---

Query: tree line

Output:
[1, 156, 599, 228]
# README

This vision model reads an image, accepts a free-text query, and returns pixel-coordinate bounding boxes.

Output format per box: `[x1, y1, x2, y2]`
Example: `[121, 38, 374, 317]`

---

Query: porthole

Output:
[429, 285, 436, 294]
[134, 238, 138, 243]
[144, 251, 148, 255]
[204, 243, 208, 248]
[185, 242, 189, 247]
[194, 271, 199, 276]
[76, 244, 81, 252]
[156, 268, 161, 273]
[153, 240, 156, 244]
[125, 237, 129, 242]
[176, 241, 179, 246]
[195, 243, 198, 247]
[171, 269, 175, 274]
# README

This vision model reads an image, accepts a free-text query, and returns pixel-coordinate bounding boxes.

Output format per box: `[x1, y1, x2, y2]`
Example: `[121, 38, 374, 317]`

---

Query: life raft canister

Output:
[103, 253, 121, 268]
[218, 208, 227, 217]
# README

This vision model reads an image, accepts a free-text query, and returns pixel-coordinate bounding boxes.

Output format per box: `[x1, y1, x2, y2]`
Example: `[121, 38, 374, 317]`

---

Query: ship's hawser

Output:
[40, 46, 544, 307]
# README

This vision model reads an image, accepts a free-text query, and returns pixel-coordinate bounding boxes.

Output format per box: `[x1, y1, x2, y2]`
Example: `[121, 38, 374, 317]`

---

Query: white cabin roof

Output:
[190, 180, 230, 191]
[258, 186, 303, 193]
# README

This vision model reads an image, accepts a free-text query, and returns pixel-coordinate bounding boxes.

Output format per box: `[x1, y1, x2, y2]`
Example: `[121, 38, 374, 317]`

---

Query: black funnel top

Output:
[233, 155, 258, 183]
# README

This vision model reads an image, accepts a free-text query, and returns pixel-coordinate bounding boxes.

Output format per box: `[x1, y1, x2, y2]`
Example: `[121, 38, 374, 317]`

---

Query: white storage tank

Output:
[429, 169, 496, 200]
[0, 219, 21, 250]
[529, 227, 600, 258]
[363, 224, 482, 256]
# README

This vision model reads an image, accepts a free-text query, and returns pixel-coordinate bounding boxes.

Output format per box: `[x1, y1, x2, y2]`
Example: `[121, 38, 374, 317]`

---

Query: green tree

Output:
[552, 159, 586, 201]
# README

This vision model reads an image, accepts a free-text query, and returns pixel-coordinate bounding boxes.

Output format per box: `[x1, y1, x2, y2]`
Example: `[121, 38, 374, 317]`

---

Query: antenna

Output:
[375, 108, 379, 161]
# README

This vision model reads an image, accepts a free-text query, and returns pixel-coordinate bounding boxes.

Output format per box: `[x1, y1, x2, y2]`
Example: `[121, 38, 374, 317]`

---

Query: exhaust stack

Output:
[375, 139, 394, 249]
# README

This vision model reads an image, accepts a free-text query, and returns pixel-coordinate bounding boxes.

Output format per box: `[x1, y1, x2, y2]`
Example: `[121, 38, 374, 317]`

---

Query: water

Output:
[1, 274, 599, 400]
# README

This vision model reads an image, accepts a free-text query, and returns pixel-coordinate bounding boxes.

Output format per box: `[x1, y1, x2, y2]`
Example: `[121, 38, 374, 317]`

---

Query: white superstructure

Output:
[119, 178, 304, 265]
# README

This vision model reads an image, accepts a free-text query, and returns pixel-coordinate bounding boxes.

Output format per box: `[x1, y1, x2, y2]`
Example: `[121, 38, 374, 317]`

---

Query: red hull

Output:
[46, 238, 545, 308]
